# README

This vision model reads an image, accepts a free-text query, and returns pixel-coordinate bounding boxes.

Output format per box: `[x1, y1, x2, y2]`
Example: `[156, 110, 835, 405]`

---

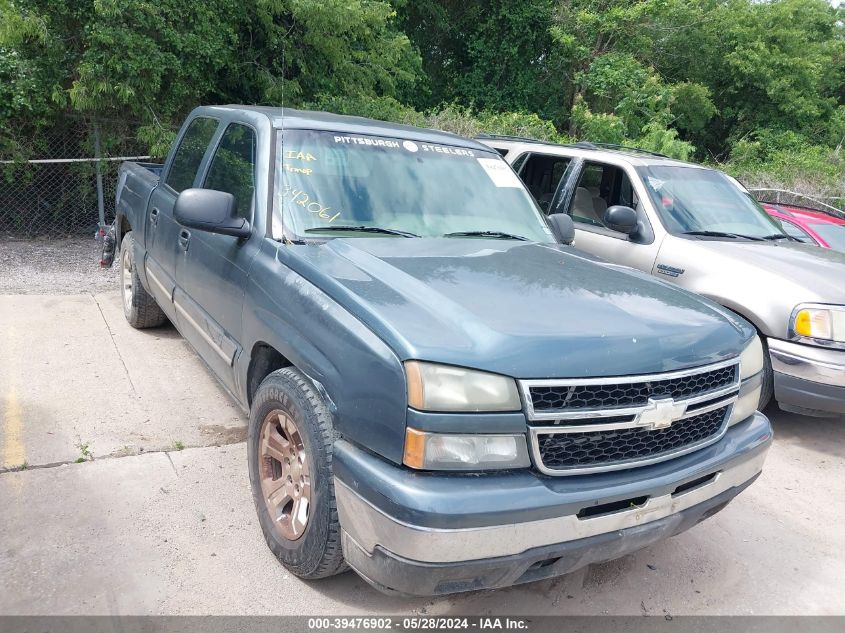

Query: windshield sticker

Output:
[331, 134, 476, 157]
[281, 185, 341, 223]
[477, 158, 522, 188]
[285, 150, 317, 162]
[334, 135, 401, 148]
[647, 177, 665, 190]
[420, 144, 475, 157]
[284, 164, 313, 176]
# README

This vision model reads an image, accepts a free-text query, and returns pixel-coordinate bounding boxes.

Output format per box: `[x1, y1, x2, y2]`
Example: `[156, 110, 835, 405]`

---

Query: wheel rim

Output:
[259, 409, 311, 541]
[121, 248, 133, 312]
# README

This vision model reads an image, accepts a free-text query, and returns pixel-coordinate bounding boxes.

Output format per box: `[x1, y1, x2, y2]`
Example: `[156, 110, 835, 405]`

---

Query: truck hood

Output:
[286, 239, 752, 378]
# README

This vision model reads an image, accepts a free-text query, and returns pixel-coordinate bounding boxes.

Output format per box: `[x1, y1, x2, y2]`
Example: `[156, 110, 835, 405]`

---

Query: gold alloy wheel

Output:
[121, 247, 133, 313]
[259, 409, 311, 541]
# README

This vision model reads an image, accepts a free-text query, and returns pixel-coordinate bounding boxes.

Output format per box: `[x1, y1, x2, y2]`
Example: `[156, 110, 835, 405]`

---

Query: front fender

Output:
[240, 241, 407, 464]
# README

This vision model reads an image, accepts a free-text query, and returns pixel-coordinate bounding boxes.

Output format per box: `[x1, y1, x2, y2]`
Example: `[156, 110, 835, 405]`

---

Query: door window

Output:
[517, 153, 571, 212]
[203, 123, 256, 221]
[165, 117, 218, 193]
[570, 162, 639, 228]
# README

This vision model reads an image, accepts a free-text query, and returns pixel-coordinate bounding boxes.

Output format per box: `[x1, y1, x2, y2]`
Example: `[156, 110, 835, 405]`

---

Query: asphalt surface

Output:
[1, 245, 844, 615]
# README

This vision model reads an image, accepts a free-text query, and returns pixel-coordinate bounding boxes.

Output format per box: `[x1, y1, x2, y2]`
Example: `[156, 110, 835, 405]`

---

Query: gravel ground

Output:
[0, 237, 118, 294]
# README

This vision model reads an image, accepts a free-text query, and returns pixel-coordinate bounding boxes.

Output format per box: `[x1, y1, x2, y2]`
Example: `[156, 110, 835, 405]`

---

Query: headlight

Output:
[791, 304, 845, 344]
[729, 375, 762, 425]
[739, 334, 764, 380]
[405, 361, 521, 412]
[403, 428, 531, 470]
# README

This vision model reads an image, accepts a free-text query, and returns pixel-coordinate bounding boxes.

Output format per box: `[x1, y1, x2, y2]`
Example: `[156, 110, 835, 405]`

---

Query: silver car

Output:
[482, 136, 845, 418]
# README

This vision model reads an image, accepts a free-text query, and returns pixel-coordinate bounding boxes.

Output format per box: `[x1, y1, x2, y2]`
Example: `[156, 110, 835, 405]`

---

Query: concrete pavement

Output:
[1, 292, 844, 615]
[0, 293, 245, 470]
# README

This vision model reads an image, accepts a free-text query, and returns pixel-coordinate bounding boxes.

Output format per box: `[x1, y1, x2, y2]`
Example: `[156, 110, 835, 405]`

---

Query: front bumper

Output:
[769, 338, 845, 417]
[334, 412, 772, 596]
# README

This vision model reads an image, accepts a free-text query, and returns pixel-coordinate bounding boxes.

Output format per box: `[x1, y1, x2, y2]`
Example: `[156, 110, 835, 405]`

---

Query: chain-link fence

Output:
[0, 117, 152, 237]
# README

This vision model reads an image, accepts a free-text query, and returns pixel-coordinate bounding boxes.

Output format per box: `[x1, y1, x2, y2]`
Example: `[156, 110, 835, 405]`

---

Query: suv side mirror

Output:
[603, 205, 638, 235]
[548, 213, 575, 245]
[174, 188, 250, 238]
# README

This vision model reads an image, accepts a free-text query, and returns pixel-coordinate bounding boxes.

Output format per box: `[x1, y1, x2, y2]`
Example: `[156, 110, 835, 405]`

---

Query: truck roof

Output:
[477, 135, 709, 170]
[200, 105, 493, 153]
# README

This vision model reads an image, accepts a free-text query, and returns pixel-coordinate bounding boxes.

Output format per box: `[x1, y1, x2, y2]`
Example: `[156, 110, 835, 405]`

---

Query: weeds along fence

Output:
[0, 117, 151, 238]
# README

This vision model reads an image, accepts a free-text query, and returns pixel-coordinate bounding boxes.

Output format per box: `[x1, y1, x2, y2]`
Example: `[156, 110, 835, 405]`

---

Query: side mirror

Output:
[603, 205, 638, 235]
[174, 188, 250, 238]
[548, 213, 575, 245]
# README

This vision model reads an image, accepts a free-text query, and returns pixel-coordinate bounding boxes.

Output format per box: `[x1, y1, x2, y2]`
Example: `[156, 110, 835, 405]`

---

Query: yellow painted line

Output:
[2, 321, 26, 468]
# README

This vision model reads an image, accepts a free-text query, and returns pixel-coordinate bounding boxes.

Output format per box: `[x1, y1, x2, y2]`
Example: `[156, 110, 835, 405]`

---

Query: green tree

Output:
[397, 0, 566, 121]
[0, 0, 421, 155]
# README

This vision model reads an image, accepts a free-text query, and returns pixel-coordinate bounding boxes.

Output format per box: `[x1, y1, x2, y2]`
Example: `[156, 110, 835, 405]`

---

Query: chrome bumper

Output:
[769, 338, 845, 388]
[335, 436, 767, 565]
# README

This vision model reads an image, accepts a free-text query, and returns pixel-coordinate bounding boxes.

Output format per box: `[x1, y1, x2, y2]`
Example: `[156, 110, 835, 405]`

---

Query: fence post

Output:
[93, 121, 106, 230]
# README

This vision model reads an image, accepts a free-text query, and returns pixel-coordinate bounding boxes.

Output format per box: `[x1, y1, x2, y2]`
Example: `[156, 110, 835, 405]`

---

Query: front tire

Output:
[759, 337, 774, 410]
[248, 367, 346, 579]
[120, 232, 167, 329]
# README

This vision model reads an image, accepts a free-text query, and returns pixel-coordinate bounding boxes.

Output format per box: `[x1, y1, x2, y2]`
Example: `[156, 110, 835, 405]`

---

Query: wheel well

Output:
[117, 214, 132, 246]
[247, 343, 293, 406]
[718, 304, 766, 340]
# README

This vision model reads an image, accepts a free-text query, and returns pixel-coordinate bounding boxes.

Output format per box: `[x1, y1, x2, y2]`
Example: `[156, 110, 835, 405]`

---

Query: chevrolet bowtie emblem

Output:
[635, 397, 687, 430]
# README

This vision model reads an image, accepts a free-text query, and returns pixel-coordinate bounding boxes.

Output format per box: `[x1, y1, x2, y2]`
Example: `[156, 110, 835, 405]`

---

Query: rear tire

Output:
[248, 367, 347, 579]
[120, 232, 167, 329]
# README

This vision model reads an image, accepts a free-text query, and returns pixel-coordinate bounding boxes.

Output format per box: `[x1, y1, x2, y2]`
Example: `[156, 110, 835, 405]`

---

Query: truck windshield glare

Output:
[638, 165, 785, 240]
[274, 130, 553, 242]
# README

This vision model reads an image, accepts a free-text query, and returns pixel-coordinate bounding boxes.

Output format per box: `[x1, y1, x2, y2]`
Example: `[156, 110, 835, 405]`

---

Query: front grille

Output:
[529, 364, 737, 412]
[535, 406, 729, 472]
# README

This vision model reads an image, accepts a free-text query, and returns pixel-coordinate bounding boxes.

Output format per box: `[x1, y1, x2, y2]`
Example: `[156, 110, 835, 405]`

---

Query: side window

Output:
[779, 219, 813, 243]
[203, 123, 256, 221]
[511, 152, 529, 174]
[165, 117, 218, 193]
[570, 162, 638, 227]
[571, 163, 608, 226]
[517, 153, 571, 212]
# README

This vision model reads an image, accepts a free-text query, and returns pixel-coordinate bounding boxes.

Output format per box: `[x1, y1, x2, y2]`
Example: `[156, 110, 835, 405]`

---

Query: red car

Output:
[763, 203, 845, 253]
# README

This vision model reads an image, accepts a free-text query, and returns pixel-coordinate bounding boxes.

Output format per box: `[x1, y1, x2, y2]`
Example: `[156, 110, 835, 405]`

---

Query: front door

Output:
[173, 122, 260, 395]
[561, 160, 662, 273]
[144, 116, 219, 322]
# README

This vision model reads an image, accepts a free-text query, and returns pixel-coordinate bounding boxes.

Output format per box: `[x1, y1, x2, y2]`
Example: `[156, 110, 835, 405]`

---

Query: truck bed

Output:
[115, 161, 163, 247]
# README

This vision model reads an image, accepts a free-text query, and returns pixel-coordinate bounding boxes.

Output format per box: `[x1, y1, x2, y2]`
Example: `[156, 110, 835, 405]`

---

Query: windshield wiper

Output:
[443, 230, 529, 241]
[761, 234, 798, 242]
[304, 225, 419, 238]
[682, 230, 764, 241]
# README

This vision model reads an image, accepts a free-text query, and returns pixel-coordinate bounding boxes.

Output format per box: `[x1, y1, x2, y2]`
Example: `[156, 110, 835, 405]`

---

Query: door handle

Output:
[150, 207, 160, 226]
[178, 229, 191, 251]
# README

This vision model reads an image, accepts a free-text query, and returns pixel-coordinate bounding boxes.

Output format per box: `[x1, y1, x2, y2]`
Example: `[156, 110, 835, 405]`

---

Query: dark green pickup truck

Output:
[109, 105, 771, 596]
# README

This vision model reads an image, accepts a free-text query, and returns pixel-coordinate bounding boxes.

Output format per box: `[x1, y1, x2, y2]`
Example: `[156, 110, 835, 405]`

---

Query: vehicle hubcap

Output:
[121, 249, 133, 311]
[259, 409, 311, 541]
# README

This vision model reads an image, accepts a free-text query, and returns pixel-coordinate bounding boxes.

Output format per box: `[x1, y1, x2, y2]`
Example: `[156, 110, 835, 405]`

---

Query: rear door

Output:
[173, 121, 261, 394]
[144, 116, 219, 321]
[514, 153, 572, 214]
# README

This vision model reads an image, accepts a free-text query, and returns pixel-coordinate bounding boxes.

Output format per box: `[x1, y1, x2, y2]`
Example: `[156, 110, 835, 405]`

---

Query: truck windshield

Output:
[637, 165, 785, 240]
[273, 130, 553, 242]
